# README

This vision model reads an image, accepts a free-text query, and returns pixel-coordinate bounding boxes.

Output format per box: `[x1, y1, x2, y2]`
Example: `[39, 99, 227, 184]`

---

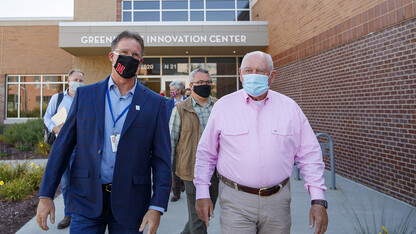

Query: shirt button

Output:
[98, 149, 102, 154]
[111, 165, 114, 169]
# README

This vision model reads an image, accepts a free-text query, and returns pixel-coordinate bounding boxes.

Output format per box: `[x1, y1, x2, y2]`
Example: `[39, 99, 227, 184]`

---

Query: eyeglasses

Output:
[242, 68, 269, 76]
[191, 80, 213, 85]
[113, 49, 142, 61]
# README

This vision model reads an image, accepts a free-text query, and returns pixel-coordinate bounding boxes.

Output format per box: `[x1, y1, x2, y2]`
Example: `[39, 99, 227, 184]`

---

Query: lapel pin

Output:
[136, 105, 140, 111]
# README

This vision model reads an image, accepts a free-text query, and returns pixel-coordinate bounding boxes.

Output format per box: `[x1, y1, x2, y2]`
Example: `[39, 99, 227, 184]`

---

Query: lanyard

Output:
[106, 88, 131, 135]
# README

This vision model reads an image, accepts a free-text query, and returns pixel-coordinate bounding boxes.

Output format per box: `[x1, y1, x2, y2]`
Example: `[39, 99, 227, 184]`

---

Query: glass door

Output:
[161, 76, 189, 98]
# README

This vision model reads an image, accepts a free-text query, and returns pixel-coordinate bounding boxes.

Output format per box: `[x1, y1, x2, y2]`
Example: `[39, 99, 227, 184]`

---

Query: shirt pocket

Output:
[271, 128, 293, 136]
[223, 128, 249, 136]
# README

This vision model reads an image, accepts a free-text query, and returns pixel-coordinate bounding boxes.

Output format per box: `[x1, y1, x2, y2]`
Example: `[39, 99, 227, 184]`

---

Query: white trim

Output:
[59, 21, 268, 27]
[0, 17, 73, 21]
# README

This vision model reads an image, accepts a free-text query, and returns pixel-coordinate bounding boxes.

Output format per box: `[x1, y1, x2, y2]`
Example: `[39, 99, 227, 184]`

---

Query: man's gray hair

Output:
[111, 30, 145, 56]
[189, 68, 210, 83]
[240, 51, 274, 72]
[169, 80, 185, 91]
[68, 69, 84, 77]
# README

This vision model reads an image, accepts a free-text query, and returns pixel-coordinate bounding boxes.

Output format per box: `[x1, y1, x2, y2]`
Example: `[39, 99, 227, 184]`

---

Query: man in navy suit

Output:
[36, 31, 172, 234]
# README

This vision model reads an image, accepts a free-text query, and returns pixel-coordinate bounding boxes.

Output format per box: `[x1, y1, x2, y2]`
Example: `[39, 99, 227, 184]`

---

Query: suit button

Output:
[98, 150, 102, 154]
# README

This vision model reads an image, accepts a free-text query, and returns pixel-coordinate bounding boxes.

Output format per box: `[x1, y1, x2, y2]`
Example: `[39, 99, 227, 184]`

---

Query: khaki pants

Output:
[219, 180, 291, 234]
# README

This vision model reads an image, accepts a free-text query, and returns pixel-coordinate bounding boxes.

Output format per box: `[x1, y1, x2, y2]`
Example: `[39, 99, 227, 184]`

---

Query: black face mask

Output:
[113, 54, 141, 79]
[193, 84, 211, 98]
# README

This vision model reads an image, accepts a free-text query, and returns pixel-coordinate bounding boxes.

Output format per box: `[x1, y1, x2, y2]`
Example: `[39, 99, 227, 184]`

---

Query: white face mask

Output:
[69, 81, 85, 93]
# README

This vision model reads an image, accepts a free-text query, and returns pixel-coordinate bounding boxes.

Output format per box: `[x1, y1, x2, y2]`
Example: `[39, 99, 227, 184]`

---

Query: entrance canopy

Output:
[59, 21, 269, 56]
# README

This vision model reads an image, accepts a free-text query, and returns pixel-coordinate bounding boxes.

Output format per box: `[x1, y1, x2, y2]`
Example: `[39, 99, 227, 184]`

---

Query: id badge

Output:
[110, 134, 120, 152]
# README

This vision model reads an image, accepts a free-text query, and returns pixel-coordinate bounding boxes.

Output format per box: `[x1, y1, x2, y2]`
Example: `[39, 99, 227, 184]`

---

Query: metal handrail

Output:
[294, 132, 336, 189]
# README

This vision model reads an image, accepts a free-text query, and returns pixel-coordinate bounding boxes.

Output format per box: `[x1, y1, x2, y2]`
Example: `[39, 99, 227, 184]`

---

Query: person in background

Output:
[167, 80, 186, 202]
[194, 51, 328, 234]
[37, 30, 171, 233]
[170, 68, 219, 234]
[43, 69, 85, 229]
[184, 88, 192, 99]
[159, 89, 166, 97]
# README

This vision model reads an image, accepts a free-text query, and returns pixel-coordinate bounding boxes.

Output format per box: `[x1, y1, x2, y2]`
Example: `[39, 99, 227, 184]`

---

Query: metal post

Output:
[316, 133, 336, 190]
[295, 162, 301, 180]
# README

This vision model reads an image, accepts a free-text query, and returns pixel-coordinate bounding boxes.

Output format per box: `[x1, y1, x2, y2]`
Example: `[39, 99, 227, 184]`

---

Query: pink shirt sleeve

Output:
[194, 105, 220, 200]
[294, 106, 327, 200]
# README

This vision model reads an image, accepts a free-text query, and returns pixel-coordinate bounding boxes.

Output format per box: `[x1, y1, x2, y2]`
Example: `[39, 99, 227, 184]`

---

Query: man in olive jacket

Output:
[169, 68, 219, 234]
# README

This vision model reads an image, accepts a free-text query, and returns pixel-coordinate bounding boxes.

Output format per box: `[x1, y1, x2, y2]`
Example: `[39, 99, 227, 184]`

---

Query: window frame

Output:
[122, 0, 251, 22]
[5, 74, 67, 121]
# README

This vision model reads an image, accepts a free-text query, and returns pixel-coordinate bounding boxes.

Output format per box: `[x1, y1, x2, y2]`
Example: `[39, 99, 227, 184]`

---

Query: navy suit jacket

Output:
[39, 77, 172, 227]
[166, 98, 175, 121]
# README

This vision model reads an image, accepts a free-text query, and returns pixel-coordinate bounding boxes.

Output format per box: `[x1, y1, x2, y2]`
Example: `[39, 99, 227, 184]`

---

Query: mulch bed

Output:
[0, 147, 60, 234]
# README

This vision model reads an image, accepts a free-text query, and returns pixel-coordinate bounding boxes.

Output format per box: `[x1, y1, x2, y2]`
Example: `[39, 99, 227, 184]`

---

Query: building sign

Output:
[79, 34, 247, 45]
[59, 22, 268, 55]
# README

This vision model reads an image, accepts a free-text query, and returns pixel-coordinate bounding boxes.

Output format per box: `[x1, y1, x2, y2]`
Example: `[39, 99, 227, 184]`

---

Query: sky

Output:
[0, 0, 73, 18]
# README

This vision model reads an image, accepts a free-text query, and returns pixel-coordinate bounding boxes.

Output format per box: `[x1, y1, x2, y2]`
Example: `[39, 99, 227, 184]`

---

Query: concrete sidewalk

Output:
[16, 168, 416, 234]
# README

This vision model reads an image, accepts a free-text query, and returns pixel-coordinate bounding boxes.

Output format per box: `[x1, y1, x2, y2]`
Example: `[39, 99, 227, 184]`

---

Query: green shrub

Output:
[0, 162, 45, 202]
[34, 141, 51, 156]
[2, 119, 44, 151]
[0, 177, 34, 202]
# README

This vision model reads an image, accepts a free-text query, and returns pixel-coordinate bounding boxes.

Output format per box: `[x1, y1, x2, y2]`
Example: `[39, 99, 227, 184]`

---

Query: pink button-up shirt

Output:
[194, 89, 327, 200]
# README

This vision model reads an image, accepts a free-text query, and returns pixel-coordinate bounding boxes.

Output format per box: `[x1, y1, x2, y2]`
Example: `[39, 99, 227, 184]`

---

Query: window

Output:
[122, 0, 251, 22]
[6, 75, 66, 119]
[136, 56, 240, 98]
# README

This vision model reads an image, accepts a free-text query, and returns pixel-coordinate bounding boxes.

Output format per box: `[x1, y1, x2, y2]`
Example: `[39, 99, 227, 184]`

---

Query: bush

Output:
[2, 119, 44, 151]
[0, 139, 11, 158]
[34, 141, 51, 156]
[0, 162, 45, 202]
[0, 177, 34, 202]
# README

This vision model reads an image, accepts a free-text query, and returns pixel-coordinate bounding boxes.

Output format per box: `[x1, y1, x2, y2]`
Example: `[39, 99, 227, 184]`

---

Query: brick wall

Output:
[271, 17, 416, 206]
[74, 0, 117, 21]
[0, 25, 73, 123]
[73, 56, 112, 84]
[252, 0, 385, 57]
[253, 0, 416, 67]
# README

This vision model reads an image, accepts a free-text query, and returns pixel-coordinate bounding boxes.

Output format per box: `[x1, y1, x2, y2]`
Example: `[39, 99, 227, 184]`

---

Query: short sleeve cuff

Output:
[195, 185, 210, 200]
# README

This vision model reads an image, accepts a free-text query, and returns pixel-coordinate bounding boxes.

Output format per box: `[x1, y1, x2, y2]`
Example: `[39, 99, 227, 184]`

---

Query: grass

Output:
[0, 162, 45, 202]
[345, 193, 416, 234]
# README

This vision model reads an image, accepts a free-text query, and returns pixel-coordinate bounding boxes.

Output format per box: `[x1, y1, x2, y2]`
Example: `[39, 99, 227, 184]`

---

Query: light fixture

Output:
[233, 51, 236, 54]
[185, 51, 189, 54]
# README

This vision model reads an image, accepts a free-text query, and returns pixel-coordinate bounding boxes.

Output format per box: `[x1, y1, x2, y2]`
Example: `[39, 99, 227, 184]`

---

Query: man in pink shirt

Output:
[194, 51, 328, 234]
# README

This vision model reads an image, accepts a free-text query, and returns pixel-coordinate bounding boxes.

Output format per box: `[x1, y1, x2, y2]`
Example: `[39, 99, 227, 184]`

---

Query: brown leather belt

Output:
[217, 172, 289, 197]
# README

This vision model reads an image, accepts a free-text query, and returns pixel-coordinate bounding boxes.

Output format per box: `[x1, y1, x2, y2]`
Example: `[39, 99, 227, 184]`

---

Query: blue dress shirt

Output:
[44, 89, 74, 132]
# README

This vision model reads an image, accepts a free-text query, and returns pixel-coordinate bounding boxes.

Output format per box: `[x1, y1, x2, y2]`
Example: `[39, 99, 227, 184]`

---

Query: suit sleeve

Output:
[150, 97, 172, 211]
[38, 90, 79, 198]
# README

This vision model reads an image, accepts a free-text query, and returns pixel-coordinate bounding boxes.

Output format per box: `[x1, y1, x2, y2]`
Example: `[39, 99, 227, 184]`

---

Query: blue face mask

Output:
[242, 74, 270, 97]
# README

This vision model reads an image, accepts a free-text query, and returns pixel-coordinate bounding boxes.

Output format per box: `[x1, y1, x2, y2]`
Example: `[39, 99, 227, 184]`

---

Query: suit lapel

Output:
[93, 76, 109, 136]
[120, 83, 149, 138]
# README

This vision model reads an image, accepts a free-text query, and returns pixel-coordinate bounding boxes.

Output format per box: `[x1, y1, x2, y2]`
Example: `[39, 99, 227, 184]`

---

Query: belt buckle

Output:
[105, 184, 112, 192]
[258, 187, 268, 197]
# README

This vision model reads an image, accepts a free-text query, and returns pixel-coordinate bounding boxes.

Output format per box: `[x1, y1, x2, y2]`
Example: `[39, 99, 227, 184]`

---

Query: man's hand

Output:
[36, 198, 55, 231]
[52, 123, 64, 135]
[139, 209, 161, 234]
[309, 204, 328, 234]
[195, 198, 213, 227]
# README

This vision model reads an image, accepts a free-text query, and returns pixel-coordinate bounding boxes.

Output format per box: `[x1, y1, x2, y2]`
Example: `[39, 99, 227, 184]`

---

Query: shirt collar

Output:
[191, 95, 212, 108]
[108, 76, 137, 97]
[241, 89, 270, 104]
[63, 89, 69, 96]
